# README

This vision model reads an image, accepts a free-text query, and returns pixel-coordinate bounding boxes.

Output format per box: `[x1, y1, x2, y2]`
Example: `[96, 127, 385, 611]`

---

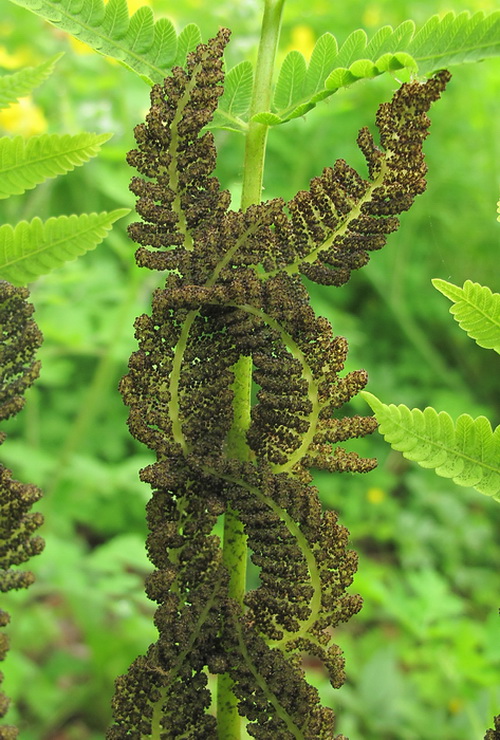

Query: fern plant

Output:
[362, 277, 500, 502]
[3, 0, 500, 737]
[109, 25, 454, 740]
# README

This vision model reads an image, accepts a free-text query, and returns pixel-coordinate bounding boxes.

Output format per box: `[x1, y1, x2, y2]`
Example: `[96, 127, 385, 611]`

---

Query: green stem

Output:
[241, 0, 286, 210]
[216, 1, 285, 737]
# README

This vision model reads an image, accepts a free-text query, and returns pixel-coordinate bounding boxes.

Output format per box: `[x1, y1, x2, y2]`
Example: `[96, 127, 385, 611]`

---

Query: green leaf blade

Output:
[174, 23, 202, 67]
[361, 391, 500, 501]
[0, 209, 129, 284]
[410, 11, 500, 74]
[219, 60, 253, 119]
[273, 50, 307, 114]
[8, 0, 201, 84]
[124, 5, 154, 55]
[432, 278, 500, 353]
[101, 0, 130, 40]
[303, 32, 337, 97]
[0, 132, 112, 199]
[0, 54, 63, 110]
[246, 11, 500, 129]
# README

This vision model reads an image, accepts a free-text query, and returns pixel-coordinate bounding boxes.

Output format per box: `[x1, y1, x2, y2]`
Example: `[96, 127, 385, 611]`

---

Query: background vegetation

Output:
[1, 0, 499, 737]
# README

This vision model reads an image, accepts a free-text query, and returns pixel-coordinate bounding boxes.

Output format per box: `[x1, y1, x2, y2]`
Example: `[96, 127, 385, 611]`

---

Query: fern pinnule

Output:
[362, 391, 500, 501]
[432, 279, 500, 353]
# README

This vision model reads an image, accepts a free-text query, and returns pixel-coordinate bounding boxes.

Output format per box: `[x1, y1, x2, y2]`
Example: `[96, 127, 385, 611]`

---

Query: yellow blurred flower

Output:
[286, 25, 315, 61]
[362, 6, 382, 28]
[447, 697, 463, 715]
[0, 43, 35, 70]
[367, 487, 386, 504]
[0, 97, 48, 136]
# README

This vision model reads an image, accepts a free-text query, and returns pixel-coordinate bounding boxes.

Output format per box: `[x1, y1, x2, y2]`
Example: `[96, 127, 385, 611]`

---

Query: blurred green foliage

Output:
[0, 0, 498, 738]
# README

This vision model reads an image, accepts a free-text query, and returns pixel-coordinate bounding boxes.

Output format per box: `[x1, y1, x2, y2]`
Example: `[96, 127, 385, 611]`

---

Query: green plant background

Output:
[1, 0, 499, 738]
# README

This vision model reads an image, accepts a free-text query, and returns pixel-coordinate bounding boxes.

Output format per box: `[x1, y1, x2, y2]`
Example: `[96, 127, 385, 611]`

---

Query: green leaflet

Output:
[210, 60, 253, 132]
[0, 53, 63, 110]
[0, 210, 129, 285]
[432, 279, 500, 354]
[250, 11, 500, 125]
[0, 132, 112, 199]
[8, 0, 199, 84]
[362, 392, 500, 501]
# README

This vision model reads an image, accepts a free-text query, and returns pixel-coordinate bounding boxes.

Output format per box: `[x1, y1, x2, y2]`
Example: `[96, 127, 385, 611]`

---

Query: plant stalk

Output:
[216, 1, 285, 737]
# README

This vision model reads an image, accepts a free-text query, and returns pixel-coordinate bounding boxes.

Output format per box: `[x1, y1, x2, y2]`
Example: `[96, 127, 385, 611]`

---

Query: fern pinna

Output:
[109, 29, 449, 738]
[0, 282, 44, 739]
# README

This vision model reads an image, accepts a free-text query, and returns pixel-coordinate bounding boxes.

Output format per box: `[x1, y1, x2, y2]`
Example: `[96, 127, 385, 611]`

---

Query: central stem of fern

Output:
[216, 1, 285, 737]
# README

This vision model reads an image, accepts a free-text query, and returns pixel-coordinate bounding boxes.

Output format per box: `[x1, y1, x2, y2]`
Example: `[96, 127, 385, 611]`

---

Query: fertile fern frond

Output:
[0, 133, 111, 199]
[0, 210, 129, 285]
[9, 0, 201, 84]
[110, 30, 450, 736]
[251, 11, 499, 125]
[362, 391, 500, 501]
[0, 54, 63, 111]
[432, 279, 500, 353]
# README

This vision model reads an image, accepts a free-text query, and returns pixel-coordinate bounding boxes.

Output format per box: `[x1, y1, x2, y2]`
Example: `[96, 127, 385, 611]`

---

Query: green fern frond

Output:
[251, 11, 500, 125]
[0, 132, 112, 199]
[0, 210, 129, 285]
[8, 0, 199, 83]
[362, 391, 500, 501]
[0, 54, 63, 111]
[432, 279, 500, 354]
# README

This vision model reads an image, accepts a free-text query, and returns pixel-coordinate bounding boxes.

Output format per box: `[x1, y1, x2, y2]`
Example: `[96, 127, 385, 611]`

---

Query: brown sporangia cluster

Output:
[485, 715, 500, 740]
[109, 27, 450, 738]
[0, 282, 44, 738]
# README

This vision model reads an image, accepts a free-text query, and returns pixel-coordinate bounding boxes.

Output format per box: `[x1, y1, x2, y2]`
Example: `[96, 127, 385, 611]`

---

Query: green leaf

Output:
[432, 279, 500, 353]
[408, 11, 500, 74]
[149, 18, 177, 68]
[0, 209, 129, 284]
[100, 0, 129, 40]
[0, 132, 111, 199]
[255, 11, 500, 127]
[173, 23, 202, 67]
[250, 111, 283, 126]
[219, 61, 253, 118]
[303, 32, 337, 97]
[273, 50, 307, 112]
[209, 61, 253, 133]
[362, 391, 500, 501]
[124, 5, 154, 55]
[8, 0, 198, 84]
[0, 54, 63, 110]
[364, 21, 415, 58]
